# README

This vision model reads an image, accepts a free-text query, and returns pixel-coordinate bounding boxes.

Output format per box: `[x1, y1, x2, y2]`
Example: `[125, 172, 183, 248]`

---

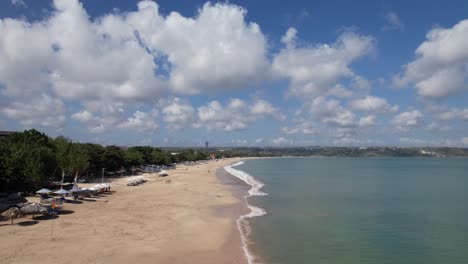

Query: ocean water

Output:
[226, 157, 468, 264]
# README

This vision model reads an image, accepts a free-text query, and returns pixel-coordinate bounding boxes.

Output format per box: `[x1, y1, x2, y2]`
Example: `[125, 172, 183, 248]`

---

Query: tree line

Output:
[0, 129, 211, 193]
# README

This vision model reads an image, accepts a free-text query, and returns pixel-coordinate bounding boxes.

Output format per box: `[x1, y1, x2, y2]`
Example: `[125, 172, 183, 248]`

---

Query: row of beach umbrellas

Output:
[36, 183, 111, 195]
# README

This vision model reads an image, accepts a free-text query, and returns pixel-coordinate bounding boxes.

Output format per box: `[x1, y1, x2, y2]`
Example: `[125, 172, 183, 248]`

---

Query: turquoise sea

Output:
[226, 157, 468, 264]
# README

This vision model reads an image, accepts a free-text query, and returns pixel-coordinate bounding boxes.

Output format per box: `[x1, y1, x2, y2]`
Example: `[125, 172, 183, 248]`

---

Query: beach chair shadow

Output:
[67, 200, 83, 204]
[16, 220, 39, 226]
[34, 215, 58, 221]
[58, 210, 74, 215]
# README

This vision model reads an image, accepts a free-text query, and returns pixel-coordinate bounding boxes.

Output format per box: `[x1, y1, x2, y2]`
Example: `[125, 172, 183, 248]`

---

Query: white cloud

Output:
[117, 110, 159, 133]
[196, 98, 281, 131]
[273, 28, 374, 99]
[250, 99, 285, 120]
[310, 97, 356, 128]
[0, 0, 269, 100]
[272, 137, 291, 146]
[281, 121, 316, 135]
[137, 2, 270, 94]
[281, 27, 297, 48]
[462, 137, 468, 145]
[435, 108, 468, 121]
[11, 0, 26, 7]
[1, 94, 65, 128]
[351, 95, 398, 112]
[71, 110, 118, 133]
[394, 19, 468, 99]
[161, 98, 195, 130]
[0, 0, 168, 101]
[324, 109, 356, 127]
[359, 115, 376, 127]
[392, 110, 423, 131]
[383, 12, 404, 31]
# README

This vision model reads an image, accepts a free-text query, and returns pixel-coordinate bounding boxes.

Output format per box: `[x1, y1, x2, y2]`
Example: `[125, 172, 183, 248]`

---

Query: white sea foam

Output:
[224, 161, 267, 264]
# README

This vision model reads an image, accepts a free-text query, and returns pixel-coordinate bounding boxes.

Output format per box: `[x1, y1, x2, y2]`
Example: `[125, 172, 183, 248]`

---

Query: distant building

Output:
[205, 141, 209, 148]
[0, 131, 14, 141]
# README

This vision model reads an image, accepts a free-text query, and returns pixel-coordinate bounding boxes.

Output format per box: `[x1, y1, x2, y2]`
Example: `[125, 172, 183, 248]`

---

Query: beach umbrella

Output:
[36, 188, 52, 194]
[20, 203, 48, 218]
[54, 189, 69, 195]
[1, 207, 23, 224]
[70, 187, 83, 192]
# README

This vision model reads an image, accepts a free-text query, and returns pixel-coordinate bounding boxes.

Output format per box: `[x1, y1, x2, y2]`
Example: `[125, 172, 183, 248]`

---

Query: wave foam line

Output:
[224, 161, 267, 264]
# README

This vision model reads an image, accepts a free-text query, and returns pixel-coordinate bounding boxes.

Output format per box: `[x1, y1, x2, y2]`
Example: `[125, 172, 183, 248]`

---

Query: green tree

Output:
[103, 145, 125, 171]
[52, 136, 72, 178]
[68, 143, 90, 181]
[0, 129, 56, 192]
[125, 148, 144, 166]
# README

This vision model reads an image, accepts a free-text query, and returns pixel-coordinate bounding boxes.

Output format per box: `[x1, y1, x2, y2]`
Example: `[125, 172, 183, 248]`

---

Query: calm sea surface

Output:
[235, 157, 468, 264]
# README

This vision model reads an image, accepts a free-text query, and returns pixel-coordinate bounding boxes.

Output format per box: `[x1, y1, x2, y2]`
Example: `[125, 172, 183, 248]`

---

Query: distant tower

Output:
[205, 141, 209, 149]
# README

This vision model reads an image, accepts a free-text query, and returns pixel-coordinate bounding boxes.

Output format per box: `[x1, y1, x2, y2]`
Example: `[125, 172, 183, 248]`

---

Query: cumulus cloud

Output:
[272, 137, 292, 146]
[310, 97, 356, 128]
[435, 107, 468, 121]
[351, 95, 398, 112]
[196, 98, 282, 131]
[136, 1, 270, 94]
[117, 110, 159, 133]
[161, 98, 195, 130]
[382, 12, 404, 31]
[392, 110, 424, 131]
[72, 110, 118, 133]
[11, 0, 26, 7]
[273, 28, 375, 99]
[0, 0, 271, 99]
[281, 120, 316, 135]
[462, 137, 468, 145]
[394, 19, 468, 99]
[359, 115, 376, 127]
[72, 108, 158, 133]
[1, 94, 65, 128]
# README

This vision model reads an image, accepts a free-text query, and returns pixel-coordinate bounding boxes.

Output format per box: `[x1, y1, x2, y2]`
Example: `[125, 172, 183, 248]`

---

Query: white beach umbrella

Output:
[54, 189, 69, 195]
[36, 188, 52, 194]
[70, 187, 83, 192]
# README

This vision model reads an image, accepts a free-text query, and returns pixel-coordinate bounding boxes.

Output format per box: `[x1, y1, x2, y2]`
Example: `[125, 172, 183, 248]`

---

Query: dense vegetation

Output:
[1, 129, 467, 193]
[0, 129, 211, 193]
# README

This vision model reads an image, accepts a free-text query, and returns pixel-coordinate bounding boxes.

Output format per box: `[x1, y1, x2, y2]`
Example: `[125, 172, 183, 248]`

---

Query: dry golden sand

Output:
[0, 158, 249, 264]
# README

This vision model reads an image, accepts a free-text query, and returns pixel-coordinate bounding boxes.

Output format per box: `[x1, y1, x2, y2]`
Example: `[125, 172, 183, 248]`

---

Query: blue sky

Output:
[0, 0, 467, 147]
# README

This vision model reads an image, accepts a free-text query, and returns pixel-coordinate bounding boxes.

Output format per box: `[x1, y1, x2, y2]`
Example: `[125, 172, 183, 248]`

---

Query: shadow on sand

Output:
[16, 220, 39, 226]
[67, 200, 83, 204]
[58, 210, 74, 215]
[33, 215, 58, 221]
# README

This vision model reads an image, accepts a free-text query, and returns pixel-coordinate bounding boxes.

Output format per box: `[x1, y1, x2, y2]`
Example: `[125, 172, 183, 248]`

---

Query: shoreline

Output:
[0, 158, 250, 264]
[222, 159, 268, 264]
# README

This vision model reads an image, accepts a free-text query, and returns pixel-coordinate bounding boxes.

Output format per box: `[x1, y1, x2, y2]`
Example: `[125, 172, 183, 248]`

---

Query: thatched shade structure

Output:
[20, 203, 48, 218]
[1, 207, 23, 224]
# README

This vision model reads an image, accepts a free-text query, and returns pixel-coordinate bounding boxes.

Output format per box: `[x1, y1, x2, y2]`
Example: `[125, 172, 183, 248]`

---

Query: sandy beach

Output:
[0, 158, 250, 264]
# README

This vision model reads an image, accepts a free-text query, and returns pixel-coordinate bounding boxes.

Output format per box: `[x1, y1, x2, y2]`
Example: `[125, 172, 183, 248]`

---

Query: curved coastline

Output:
[224, 160, 267, 264]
